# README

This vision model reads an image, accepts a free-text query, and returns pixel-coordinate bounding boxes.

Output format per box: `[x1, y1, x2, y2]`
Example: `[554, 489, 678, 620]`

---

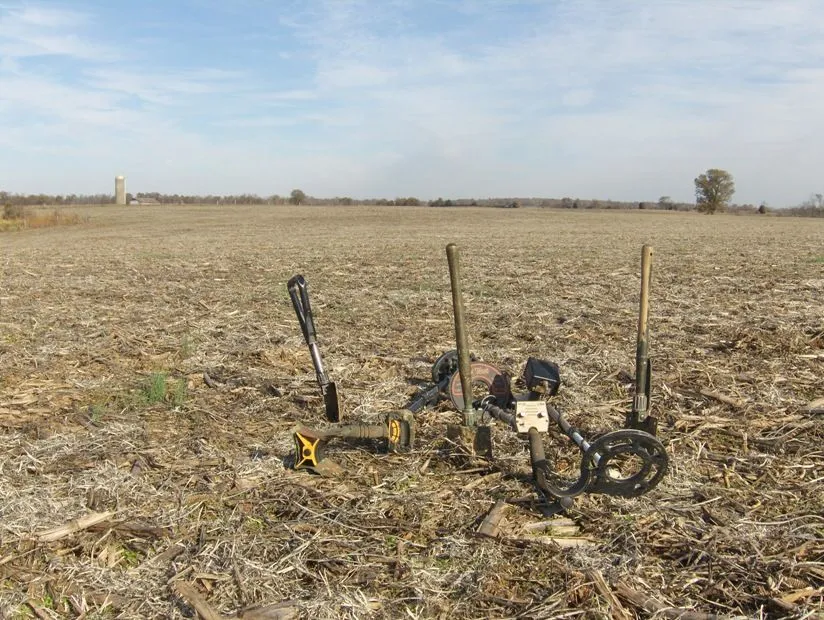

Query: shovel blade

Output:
[323, 382, 341, 423]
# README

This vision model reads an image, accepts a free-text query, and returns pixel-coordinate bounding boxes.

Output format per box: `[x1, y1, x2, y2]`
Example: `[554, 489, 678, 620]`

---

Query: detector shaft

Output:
[545, 405, 602, 466]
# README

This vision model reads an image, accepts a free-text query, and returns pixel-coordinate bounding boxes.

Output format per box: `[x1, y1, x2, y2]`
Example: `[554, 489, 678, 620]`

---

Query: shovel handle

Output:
[287, 275, 317, 345]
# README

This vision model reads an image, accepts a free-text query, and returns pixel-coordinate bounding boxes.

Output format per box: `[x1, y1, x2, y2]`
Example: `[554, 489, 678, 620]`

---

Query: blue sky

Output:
[1, 0, 823, 205]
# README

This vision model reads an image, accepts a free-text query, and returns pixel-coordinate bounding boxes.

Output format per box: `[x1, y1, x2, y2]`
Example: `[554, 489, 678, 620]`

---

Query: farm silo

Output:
[115, 176, 126, 205]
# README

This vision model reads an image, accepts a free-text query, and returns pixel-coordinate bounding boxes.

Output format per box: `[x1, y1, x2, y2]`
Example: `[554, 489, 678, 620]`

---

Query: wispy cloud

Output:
[86, 68, 250, 106]
[1, 0, 824, 204]
[0, 5, 116, 60]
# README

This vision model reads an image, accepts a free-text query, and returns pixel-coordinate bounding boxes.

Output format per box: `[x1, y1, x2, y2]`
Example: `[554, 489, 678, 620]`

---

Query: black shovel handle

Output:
[287, 275, 317, 346]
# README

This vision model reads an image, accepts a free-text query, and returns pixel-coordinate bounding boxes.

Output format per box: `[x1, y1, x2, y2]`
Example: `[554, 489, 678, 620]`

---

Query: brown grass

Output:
[3, 204, 26, 220]
[0, 205, 822, 618]
[1, 206, 86, 231]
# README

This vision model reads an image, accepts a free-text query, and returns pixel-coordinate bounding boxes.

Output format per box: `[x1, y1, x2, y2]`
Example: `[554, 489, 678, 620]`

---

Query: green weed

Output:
[135, 372, 188, 408]
[171, 378, 188, 408]
[142, 373, 168, 404]
[432, 557, 452, 570]
[89, 404, 106, 423]
[12, 606, 34, 619]
[11, 593, 56, 618]
[121, 548, 140, 567]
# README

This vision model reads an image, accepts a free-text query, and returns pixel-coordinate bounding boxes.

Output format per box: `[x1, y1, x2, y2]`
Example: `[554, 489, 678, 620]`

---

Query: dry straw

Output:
[0, 205, 822, 618]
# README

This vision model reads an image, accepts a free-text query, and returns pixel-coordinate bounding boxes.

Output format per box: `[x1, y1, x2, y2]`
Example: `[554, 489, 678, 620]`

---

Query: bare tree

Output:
[695, 169, 735, 214]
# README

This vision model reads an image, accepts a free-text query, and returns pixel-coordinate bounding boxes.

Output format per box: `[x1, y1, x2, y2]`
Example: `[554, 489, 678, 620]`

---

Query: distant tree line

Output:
[2, 186, 822, 217]
[783, 193, 824, 218]
[0, 191, 114, 206]
[0, 190, 688, 210]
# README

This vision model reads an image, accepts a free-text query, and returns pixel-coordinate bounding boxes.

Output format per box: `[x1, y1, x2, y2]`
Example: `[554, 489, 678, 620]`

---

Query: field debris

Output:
[1, 205, 822, 618]
[804, 398, 824, 415]
[34, 510, 115, 543]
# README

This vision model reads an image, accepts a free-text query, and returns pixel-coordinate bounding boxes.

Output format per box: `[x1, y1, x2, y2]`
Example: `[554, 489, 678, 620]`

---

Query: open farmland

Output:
[1, 205, 822, 619]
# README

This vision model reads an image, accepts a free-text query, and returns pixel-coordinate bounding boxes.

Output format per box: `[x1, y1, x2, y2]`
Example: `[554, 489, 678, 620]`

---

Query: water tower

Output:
[115, 175, 126, 205]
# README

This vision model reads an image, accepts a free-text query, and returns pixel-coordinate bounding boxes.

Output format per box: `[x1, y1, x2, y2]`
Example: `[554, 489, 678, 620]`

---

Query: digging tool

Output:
[287, 274, 341, 423]
[446, 243, 478, 426]
[626, 245, 657, 435]
[291, 351, 489, 473]
[292, 410, 415, 474]
[443, 243, 500, 457]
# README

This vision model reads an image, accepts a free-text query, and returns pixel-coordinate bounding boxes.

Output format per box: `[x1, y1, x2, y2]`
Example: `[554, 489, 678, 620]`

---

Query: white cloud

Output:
[0, 5, 117, 60]
[85, 68, 250, 105]
[0, 74, 139, 126]
[256, 89, 318, 101]
[561, 90, 595, 108]
[13, 5, 85, 28]
[277, 0, 824, 203]
[317, 62, 396, 89]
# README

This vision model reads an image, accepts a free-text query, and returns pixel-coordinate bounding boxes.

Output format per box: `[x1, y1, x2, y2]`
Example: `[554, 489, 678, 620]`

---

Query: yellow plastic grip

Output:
[294, 431, 323, 469]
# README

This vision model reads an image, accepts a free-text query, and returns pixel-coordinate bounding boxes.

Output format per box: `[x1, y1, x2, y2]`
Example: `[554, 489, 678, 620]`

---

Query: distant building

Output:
[130, 197, 161, 206]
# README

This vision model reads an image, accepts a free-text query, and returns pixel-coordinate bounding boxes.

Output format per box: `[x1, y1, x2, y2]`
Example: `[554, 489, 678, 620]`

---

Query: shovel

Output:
[287, 275, 341, 423]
